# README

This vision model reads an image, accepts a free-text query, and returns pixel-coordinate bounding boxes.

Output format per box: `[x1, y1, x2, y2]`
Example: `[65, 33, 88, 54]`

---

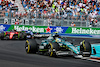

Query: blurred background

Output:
[0, 0, 100, 27]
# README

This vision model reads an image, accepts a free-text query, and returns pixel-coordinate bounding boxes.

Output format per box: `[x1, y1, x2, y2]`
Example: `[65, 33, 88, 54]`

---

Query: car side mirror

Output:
[93, 47, 96, 55]
[71, 42, 73, 44]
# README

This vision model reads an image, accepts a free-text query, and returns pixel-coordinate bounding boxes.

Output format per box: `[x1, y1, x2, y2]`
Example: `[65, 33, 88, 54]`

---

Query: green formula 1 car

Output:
[25, 33, 96, 57]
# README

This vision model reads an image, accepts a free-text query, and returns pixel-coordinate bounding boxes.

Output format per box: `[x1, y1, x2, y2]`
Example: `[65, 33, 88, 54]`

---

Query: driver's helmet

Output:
[55, 38, 61, 42]
[27, 29, 32, 32]
[14, 29, 16, 32]
[53, 33, 60, 39]
[28, 29, 31, 31]
[26, 29, 30, 32]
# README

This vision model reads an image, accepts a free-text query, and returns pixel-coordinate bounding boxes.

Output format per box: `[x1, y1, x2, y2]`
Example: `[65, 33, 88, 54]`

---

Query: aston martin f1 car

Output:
[25, 34, 96, 57]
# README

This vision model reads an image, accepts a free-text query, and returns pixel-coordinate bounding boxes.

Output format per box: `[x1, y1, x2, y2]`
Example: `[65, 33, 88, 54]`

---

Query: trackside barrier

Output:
[0, 24, 100, 38]
[0, 24, 100, 58]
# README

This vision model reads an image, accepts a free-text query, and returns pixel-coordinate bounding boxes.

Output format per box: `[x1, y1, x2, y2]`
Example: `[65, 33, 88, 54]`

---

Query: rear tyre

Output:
[23, 32, 27, 40]
[25, 39, 38, 53]
[1, 33, 4, 40]
[19, 32, 26, 40]
[80, 40, 91, 57]
[19, 33, 23, 40]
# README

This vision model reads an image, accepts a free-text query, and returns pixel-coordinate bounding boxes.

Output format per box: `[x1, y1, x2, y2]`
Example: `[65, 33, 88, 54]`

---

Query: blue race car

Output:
[22, 30, 33, 39]
[25, 33, 96, 57]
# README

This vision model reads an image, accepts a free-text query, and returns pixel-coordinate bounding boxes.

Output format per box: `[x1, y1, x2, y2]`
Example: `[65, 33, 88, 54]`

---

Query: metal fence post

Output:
[67, 14, 69, 27]
[86, 16, 88, 27]
[61, 17, 63, 26]
[81, 15, 82, 27]
[42, 9, 44, 26]
[9, 8, 11, 24]
[35, 8, 38, 25]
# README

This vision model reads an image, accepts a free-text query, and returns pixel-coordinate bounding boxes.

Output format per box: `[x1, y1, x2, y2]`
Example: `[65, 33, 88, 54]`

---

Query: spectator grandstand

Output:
[0, 0, 18, 17]
[0, 0, 100, 27]
[21, 0, 100, 20]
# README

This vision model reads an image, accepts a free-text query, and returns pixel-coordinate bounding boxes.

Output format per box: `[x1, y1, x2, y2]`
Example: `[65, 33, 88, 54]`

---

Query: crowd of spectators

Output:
[21, 0, 100, 21]
[0, 0, 100, 20]
[0, 0, 18, 17]
[0, 0, 100, 26]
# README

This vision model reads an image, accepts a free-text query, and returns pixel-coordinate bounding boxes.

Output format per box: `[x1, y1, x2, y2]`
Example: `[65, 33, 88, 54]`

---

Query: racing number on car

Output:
[9, 33, 15, 39]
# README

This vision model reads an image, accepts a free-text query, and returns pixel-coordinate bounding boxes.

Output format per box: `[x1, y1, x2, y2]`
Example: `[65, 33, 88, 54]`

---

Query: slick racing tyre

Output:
[1, 33, 4, 40]
[19, 32, 26, 40]
[25, 39, 38, 53]
[19, 33, 23, 39]
[80, 40, 91, 57]
[23, 32, 27, 39]
[48, 42, 59, 57]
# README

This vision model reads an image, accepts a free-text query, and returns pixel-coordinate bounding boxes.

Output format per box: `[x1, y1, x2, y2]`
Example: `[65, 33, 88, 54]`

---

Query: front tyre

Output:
[80, 40, 91, 57]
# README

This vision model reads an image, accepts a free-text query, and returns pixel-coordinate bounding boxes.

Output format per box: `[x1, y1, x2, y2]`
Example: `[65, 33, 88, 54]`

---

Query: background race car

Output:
[24, 30, 33, 39]
[0, 30, 27, 40]
[25, 34, 96, 57]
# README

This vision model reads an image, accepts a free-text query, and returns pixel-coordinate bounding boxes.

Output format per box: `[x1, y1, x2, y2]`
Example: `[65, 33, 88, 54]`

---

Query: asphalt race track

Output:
[0, 38, 100, 67]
